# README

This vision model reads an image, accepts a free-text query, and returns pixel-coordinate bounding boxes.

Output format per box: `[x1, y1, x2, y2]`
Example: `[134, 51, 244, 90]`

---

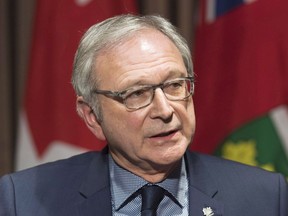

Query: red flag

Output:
[193, 0, 288, 163]
[16, 0, 138, 170]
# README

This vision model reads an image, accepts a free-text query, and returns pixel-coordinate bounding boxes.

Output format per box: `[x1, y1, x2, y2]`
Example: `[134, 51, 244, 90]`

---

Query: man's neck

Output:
[109, 151, 182, 183]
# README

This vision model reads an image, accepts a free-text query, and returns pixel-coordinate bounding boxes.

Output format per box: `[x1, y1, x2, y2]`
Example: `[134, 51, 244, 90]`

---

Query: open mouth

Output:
[150, 130, 177, 138]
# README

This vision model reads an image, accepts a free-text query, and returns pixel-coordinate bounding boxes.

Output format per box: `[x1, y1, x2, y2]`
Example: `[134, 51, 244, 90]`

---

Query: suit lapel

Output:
[77, 147, 112, 216]
[76, 149, 224, 215]
[185, 152, 224, 216]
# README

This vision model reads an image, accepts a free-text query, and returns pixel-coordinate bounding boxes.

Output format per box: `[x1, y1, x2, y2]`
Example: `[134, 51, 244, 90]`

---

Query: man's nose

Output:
[149, 88, 173, 120]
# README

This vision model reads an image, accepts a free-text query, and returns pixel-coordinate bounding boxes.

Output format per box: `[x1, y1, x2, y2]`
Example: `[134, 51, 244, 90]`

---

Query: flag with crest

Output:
[193, 0, 288, 178]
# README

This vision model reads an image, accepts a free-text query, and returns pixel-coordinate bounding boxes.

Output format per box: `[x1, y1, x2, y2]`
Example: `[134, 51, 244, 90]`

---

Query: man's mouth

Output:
[150, 130, 178, 138]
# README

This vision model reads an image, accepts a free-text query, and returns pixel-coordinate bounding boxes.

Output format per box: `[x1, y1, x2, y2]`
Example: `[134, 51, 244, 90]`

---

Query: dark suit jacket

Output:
[0, 149, 287, 216]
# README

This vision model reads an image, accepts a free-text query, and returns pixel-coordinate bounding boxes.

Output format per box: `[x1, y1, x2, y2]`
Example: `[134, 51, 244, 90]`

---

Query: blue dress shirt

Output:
[108, 155, 189, 215]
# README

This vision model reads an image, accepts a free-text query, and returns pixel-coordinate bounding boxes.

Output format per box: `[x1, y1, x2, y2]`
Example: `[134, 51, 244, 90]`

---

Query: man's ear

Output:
[76, 96, 106, 141]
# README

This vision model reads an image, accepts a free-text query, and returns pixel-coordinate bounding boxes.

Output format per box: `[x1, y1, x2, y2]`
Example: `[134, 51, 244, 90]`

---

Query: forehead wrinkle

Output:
[114, 53, 187, 91]
[96, 29, 187, 91]
[116, 68, 187, 92]
[114, 51, 186, 81]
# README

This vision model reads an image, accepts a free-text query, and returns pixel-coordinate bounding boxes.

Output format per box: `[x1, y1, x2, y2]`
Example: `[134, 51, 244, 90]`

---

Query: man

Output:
[0, 14, 287, 216]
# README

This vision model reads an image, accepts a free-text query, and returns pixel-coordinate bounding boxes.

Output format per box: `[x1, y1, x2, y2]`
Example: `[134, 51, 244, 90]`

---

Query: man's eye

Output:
[167, 81, 183, 89]
[128, 89, 147, 98]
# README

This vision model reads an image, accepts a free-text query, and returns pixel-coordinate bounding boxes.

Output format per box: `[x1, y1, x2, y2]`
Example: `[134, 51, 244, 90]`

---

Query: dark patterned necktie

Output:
[140, 185, 165, 216]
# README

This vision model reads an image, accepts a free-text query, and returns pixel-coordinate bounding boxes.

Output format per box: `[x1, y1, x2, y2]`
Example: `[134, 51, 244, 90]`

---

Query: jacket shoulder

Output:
[187, 151, 285, 180]
[186, 151, 288, 215]
[11, 151, 99, 177]
[0, 151, 108, 215]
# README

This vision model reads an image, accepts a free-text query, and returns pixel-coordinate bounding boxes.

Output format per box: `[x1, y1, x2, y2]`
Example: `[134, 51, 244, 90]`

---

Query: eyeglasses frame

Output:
[92, 76, 195, 110]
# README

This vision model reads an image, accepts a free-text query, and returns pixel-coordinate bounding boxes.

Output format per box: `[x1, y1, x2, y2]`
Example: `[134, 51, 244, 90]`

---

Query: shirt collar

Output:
[108, 155, 187, 210]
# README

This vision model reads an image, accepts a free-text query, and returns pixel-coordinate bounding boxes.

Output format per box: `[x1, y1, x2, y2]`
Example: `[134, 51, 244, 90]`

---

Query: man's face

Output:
[93, 30, 195, 175]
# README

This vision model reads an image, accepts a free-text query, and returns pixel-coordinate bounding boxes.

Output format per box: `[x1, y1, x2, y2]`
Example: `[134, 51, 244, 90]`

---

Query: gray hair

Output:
[72, 14, 193, 119]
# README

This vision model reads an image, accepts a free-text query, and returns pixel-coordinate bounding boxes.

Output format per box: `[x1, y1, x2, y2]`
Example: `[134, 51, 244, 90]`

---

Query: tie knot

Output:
[141, 185, 165, 215]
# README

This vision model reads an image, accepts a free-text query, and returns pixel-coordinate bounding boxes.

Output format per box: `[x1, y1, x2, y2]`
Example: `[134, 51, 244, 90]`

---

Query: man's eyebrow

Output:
[122, 69, 188, 89]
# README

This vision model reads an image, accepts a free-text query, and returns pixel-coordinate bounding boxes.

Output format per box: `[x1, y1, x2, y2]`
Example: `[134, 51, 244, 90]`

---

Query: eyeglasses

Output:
[92, 77, 194, 111]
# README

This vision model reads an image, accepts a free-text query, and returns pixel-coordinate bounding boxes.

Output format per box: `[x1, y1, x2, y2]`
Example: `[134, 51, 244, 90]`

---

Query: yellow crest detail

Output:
[221, 140, 275, 172]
